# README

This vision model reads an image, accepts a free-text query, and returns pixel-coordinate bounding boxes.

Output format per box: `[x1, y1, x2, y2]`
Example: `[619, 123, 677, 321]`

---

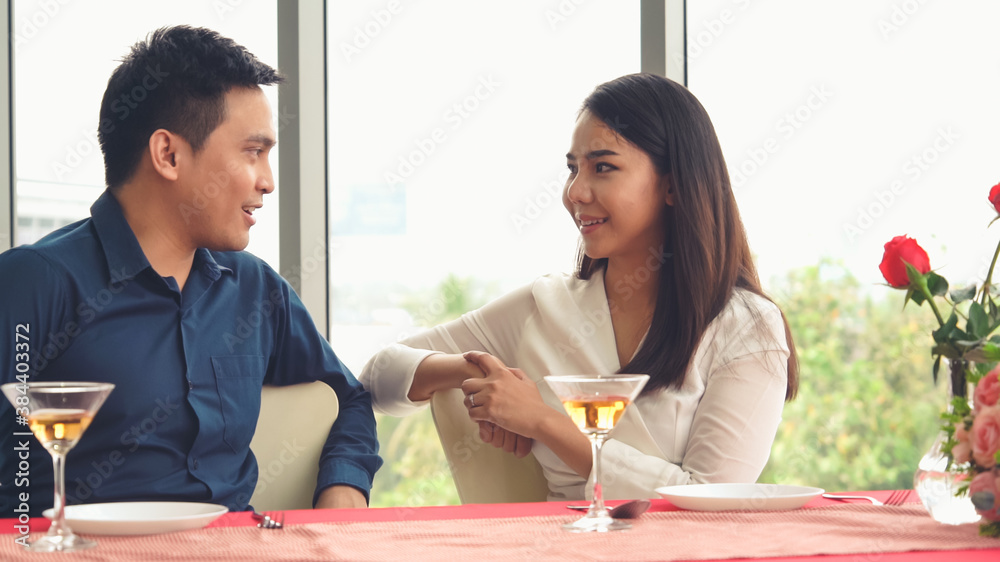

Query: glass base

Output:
[563, 512, 632, 533]
[914, 430, 982, 526]
[25, 533, 97, 553]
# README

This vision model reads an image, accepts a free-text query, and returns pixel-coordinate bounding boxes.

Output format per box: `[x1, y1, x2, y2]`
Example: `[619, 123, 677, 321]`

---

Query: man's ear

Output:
[148, 129, 184, 181]
[663, 175, 675, 206]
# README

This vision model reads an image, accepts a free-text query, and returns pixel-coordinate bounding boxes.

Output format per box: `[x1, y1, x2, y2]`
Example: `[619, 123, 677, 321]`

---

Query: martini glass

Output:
[2, 381, 114, 552]
[543, 374, 648, 532]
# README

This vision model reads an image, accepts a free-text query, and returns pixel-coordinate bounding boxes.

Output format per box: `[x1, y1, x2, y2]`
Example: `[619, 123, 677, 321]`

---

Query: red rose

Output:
[990, 182, 1000, 214]
[976, 367, 1000, 412]
[878, 235, 931, 288]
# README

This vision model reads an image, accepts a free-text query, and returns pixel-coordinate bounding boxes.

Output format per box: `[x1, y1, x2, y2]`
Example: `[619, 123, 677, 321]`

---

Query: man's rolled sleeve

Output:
[269, 277, 382, 505]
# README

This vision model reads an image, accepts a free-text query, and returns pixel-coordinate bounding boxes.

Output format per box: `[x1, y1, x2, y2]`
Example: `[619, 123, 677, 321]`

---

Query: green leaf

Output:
[926, 271, 949, 297]
[949, 285, 976, 303]
[984, 342, 1000, 362]
[905, 287, 924, 306]
[932, 355, 942, 383]
[987, 297, 999, 320]
[932, 312, 959, 343]
[968, 302, 990, 339]
[980, 521, 1000, 539]
[951, 395, 972, 417]
[931, 343, 961, 358]
[904, 262, 927, 288]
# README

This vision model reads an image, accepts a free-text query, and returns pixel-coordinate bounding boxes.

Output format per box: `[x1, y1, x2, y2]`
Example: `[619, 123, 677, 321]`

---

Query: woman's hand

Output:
[462, 351, 594, 478]
[460, 351, 553, 440]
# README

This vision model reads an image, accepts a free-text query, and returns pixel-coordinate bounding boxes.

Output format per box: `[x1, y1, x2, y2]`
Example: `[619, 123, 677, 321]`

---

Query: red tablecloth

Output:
[1, 491, 997, 561]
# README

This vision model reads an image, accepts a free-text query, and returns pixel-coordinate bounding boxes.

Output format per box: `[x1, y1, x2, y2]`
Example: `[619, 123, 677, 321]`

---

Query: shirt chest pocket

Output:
[211, 355, 266, 453]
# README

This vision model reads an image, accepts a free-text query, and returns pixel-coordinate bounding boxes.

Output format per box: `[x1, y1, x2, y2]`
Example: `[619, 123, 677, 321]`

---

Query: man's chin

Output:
[204, 237, 249, 253]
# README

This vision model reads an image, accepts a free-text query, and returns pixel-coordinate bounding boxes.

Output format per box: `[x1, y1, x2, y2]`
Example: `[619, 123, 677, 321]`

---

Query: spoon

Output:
[566, 499, 651, 519]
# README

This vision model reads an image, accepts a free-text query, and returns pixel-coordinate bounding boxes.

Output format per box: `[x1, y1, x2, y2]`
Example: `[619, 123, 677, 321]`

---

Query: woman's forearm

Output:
[531, 409, 595, 478]
[407, 353, 484, 402]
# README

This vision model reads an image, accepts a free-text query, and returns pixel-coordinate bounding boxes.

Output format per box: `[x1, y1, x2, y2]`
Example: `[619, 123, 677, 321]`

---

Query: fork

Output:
[823, 490, 909, 506]
[252, 510, 285, 529]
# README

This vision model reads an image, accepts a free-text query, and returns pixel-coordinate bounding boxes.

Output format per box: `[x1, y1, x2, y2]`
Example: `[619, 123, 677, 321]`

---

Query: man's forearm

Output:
[315, 485, 367, 509]
[406, 353, 483, 402]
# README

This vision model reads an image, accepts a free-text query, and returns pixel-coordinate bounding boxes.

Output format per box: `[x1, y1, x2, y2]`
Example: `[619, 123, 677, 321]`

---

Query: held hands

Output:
[461, 351, 548, 456]
[477, 421, 532, 458]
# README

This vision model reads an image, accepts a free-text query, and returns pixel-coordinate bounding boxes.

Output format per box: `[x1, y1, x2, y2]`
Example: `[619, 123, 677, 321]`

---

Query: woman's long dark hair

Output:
[577, 73, 798, 400]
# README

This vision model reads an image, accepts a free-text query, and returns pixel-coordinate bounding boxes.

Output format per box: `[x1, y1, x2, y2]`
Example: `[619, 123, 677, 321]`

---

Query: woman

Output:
[359, 73, 798, 500]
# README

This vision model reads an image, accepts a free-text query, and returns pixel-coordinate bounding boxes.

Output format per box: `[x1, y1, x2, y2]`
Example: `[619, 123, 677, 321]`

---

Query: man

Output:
[0, 26, 380, 517]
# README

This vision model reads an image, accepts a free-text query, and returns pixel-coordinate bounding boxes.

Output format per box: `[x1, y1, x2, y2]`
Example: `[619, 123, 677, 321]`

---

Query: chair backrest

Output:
[249, 382, 339, 511]
[430, 388, 549, 504]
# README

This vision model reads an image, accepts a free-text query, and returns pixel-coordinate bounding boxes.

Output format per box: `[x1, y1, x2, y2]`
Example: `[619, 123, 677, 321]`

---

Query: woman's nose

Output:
[565, 175, 592, 204]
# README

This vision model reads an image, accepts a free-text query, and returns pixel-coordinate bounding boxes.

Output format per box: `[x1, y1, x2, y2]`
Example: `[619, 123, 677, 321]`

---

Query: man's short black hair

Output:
[97, 25, 283, 189]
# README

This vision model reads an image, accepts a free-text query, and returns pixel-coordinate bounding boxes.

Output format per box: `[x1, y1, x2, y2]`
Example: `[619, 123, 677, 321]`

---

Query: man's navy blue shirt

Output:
[0, 191, 381, 517]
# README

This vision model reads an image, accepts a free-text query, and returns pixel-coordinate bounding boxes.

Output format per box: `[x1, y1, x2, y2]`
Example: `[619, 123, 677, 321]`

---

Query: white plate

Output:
[43, 501, 228, 536]
[655, 483, 824, 511]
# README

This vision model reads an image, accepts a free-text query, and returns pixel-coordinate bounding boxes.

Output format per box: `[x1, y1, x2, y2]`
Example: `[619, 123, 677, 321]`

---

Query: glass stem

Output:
[590, 434, 608, 515]
[49, 451, 69, 538]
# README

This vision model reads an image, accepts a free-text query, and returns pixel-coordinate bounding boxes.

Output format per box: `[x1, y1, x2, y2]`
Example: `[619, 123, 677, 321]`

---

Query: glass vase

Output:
[913, 359, 981, 525]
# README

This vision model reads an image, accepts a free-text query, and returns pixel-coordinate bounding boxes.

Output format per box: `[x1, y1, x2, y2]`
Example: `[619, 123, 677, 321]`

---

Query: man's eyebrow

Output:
[246, 134, 276, 147]
[566, 149, 619, 161]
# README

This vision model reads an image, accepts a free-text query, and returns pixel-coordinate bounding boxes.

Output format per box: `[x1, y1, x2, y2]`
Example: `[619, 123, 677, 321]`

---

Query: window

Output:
[327, 0, 641, 370]
[686, 0, 998, 288]
[12, 0, 280, 266]
[685, 0, 1000, 491]
[327, 0, 641, 505]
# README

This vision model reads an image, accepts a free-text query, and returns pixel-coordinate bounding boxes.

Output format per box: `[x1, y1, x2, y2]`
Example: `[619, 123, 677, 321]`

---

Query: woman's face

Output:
[562, 110, 670, 265]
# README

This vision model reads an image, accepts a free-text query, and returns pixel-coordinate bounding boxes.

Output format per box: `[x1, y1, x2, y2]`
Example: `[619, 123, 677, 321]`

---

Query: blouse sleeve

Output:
[595, 296, 790, 499]
[358, 281, 536, 417]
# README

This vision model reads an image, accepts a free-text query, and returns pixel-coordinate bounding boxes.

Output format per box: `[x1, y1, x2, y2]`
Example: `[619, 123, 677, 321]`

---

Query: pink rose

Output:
[969, 470, 1000, 522]
[953, 423, 972, 464]
[975, 368, 1000, 411]
[971, 406, 1000, 468]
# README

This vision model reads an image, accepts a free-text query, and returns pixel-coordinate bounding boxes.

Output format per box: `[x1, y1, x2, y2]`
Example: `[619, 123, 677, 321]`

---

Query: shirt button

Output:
[188, 380, 194, 390]
[192, 459, 199, 470]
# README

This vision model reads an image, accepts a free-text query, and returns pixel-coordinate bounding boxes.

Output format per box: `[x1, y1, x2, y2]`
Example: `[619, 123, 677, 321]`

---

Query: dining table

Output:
[2, 490, 998, 561]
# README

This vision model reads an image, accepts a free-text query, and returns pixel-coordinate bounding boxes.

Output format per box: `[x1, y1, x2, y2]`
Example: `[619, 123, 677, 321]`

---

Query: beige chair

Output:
[431, 388, 549, 504]
[249, 382, 339, 511]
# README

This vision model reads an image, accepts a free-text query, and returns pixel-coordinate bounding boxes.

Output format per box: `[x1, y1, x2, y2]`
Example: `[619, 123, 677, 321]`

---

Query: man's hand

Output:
[315, 485, 368, 509]
[478, 421, 533, 458]
[461, 351, 550, 442]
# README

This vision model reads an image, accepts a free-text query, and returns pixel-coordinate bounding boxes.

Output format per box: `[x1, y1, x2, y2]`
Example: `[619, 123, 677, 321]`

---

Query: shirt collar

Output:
[90, 190, 153, 283]
[195, 248, 232, 281]
[90, 190, 234, 284]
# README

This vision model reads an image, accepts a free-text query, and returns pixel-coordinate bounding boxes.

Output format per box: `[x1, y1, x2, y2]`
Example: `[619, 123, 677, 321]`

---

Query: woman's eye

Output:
[566, 163, 578, 175]
[596, 162, 615, 173]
